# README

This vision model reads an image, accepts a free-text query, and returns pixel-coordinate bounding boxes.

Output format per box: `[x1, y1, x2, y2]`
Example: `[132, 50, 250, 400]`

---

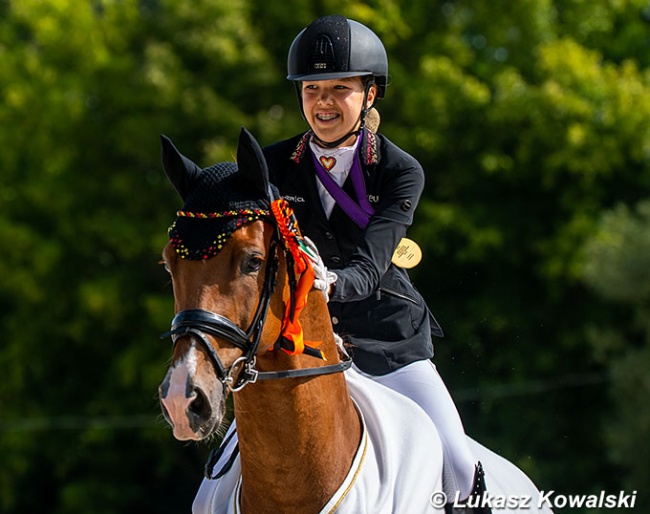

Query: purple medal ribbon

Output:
[311, 135, 375, 228]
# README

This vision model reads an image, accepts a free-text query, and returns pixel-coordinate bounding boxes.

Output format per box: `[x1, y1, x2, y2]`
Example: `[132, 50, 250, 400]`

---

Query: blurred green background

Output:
[1, 0, 649, 512]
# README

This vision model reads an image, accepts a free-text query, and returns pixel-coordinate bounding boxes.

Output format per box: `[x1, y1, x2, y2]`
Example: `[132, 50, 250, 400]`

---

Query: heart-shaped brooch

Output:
[319, 155, 337, 171]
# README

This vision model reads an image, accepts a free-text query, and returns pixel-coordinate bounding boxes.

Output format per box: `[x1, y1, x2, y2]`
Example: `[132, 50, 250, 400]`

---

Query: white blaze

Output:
[161, 342, 201, 440]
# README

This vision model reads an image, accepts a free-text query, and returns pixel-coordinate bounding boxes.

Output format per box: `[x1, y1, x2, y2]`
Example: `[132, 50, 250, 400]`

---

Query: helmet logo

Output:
[310, 35, 336, 72]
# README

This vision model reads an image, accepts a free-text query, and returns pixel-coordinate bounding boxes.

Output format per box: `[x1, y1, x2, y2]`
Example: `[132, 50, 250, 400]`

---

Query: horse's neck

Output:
[233, 292, 361, 514]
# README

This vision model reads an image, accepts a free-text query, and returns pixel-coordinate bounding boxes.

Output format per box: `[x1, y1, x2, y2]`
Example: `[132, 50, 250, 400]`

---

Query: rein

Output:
[162, 201, 351, 392]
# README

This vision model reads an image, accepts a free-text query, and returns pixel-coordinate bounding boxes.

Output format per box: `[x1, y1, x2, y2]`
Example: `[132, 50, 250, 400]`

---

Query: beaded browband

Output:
[168, 208, 271, 260]
[175, 209, 270, 219]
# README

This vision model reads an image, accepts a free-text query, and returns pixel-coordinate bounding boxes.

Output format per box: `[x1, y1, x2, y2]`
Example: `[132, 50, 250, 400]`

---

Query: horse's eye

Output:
[243, 255, 264, 274]
[159, 260, 171, 274]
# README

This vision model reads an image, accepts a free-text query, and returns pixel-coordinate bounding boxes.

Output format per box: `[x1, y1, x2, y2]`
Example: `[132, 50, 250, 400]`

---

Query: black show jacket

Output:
[264, 130, 443, 375]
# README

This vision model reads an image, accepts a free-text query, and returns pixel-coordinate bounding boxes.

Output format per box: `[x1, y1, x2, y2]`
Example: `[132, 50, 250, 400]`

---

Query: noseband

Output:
[162, 234, 351, 392]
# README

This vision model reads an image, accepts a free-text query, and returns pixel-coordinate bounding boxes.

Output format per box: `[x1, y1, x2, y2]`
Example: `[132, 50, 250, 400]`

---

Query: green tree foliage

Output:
[383, 0, 650, 499]
[582, 201, 650, 512]
[0, 0, 275, 511]
[0, 0, 648, 512]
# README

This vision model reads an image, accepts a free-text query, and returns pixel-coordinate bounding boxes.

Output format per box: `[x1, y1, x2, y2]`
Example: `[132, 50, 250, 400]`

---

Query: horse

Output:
[157, 129, 445, 513]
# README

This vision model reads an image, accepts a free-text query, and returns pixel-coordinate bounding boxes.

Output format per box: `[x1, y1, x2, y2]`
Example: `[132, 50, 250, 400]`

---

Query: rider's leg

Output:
[365, 359, 476, 500]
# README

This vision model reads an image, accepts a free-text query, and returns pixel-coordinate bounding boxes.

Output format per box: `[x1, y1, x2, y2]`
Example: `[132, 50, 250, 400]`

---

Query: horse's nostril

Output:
[188, 387, 212, 420]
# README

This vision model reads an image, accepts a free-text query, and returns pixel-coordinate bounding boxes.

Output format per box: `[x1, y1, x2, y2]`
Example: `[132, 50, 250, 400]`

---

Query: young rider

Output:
[262, 15, 489, 512]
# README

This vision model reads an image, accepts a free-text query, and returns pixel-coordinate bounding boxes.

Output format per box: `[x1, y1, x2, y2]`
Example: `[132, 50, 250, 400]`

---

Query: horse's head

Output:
[157, 129, 343, 442]
[158, 129, 285, 441]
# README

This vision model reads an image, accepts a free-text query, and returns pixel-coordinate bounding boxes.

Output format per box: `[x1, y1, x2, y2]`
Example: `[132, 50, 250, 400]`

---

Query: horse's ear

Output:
[160, 135, 202, 200]
[237, 127, 272, 201]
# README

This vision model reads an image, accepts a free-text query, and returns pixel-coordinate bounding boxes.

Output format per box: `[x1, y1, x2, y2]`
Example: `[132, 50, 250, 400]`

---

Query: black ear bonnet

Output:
[161, 131, 274, 260]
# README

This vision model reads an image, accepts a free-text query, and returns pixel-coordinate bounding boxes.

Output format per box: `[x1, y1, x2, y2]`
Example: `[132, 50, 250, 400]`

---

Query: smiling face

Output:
[301, 77, 376, 147]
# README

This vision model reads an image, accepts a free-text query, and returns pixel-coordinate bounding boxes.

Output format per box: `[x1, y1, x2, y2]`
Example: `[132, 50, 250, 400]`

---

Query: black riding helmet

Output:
[287, 15, 388, 147]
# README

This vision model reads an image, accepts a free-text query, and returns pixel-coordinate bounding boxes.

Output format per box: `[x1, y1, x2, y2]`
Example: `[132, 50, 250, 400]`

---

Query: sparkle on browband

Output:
[176, 209, 270, 219]
[169, 208, 271, 260]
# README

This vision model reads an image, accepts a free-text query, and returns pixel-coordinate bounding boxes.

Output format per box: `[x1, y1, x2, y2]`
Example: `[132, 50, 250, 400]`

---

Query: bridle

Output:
[161, 221, 351, 393]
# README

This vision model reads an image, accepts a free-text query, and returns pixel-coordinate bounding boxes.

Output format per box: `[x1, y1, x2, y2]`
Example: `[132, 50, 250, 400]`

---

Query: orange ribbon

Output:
[271, 199, 324, 360]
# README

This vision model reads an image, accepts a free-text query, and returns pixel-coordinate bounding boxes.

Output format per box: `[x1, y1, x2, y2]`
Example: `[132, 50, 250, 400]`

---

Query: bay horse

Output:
[157, 129, 445, 513]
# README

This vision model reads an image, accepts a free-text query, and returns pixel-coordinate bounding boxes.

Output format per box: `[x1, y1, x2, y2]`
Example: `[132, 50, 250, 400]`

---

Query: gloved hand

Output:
[302, 236, 337, 301]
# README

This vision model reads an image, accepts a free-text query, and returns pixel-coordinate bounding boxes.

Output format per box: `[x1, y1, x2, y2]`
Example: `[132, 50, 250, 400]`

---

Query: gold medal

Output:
[391, 237, 422, 269]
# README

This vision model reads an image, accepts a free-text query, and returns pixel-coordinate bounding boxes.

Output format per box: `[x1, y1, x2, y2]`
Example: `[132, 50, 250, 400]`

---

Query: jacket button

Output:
[331, 256, 341, 264]
[325, 232, 334, 240]
[401, 200, 412, 211]
[331, 316, 340, 325]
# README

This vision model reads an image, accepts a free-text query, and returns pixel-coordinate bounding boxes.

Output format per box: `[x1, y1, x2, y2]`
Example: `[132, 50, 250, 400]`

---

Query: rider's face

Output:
[301, 77, 376, 147]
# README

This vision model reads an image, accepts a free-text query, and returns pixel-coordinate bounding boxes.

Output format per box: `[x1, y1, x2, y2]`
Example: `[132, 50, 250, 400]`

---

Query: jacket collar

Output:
[290, 130, 380, 167]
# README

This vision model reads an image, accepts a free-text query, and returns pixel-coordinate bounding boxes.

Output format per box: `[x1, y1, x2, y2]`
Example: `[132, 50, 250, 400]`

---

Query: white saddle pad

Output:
[193, 366, 445, 514]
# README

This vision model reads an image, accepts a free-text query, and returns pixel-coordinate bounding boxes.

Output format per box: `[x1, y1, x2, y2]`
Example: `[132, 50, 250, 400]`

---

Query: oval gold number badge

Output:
[391, 238, 422, 269]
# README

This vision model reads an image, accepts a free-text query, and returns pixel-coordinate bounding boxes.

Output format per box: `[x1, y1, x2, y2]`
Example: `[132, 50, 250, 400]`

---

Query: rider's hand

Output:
[303, 236, 337, 301]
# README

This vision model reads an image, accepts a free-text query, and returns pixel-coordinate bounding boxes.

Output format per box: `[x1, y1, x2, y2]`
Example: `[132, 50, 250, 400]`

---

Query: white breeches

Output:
[357, 359, 476, 500]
